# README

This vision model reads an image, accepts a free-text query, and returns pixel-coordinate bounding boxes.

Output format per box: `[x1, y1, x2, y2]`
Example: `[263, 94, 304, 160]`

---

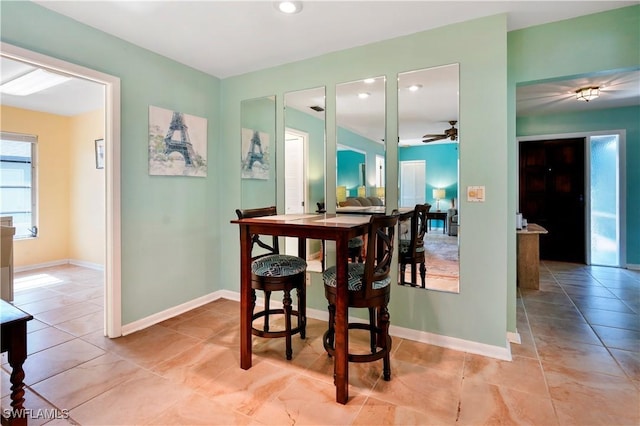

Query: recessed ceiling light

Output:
[363, 78, 376, 84]
[275, 1, 303, 14]
[0, 68, 72, 96]
[408, 84, 422, 92]
[358, 92, 371, 99]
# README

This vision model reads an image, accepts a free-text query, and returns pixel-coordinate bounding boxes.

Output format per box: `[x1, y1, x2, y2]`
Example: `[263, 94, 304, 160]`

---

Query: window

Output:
[0, 132, 37, 239]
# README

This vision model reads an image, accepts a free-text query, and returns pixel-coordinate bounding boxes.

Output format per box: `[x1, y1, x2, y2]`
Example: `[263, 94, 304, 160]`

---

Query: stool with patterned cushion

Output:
[235, 207, 307, 360]
[322, 214, 398, 381]
[398, 204, 429, 288]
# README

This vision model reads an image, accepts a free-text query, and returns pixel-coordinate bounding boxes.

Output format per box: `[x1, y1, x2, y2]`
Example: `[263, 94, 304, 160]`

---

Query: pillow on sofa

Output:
[356, 197, 372, 206]
[367, 196, 383, 206]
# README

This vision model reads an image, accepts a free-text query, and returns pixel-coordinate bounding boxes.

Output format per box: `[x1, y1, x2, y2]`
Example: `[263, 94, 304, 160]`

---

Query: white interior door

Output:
[400, 160, 425, 207]
[284, 130, 306, 255]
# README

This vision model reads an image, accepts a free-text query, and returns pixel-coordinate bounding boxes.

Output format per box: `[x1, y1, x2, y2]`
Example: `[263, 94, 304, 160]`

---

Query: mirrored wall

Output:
[336, 76, 386, 208]
[283, 87, 326, 270]
[397, 64, 460, 293]
[240, 95, 276, 209]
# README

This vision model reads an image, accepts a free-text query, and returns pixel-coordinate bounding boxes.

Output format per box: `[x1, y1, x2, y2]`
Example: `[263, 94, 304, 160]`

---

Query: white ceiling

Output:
[31, 0, 638, 79]
[1, 1, 638, 145]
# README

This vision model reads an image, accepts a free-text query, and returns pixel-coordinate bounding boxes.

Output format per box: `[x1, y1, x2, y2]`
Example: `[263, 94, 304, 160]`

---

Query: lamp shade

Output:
[336, 186, 347, 203]
[357, 185, 366, 198]
[376, 187, 385, 198]
[433, 188, 445, 200]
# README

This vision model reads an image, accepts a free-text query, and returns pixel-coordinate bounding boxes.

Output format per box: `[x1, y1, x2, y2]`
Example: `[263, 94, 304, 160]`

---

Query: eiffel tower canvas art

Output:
[148, 105, 208, 177]
[241, 128, 270, 180]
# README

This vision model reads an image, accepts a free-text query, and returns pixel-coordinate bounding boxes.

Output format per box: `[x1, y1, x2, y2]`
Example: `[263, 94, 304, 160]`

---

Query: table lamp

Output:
[433, 188, 445, 211]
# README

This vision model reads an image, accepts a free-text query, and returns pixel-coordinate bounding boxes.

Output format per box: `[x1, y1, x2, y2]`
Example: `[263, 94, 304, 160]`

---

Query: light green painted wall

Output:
[240, 97, 276, 209]
[5, 1, 632, 350]
[219, 15, 509, 348]
[1, 1, 221, 324]
[507, 5, 640, 332]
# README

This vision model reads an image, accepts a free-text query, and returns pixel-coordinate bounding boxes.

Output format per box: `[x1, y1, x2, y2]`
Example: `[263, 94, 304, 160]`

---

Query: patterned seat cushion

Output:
[348, 237, 363, 248]
[323, 263, 391, 291]
[251, 254, 307, 277]
[399, 239, 425, 254]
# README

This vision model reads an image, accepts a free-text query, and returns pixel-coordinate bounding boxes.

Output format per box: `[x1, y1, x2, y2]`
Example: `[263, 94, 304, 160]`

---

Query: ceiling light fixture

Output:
[358, 92, 370, 99]
[363, 78, 376, 84]
[275, 1, 303, 14]
[0, 68, 72, 96]
[575, 86, 600, 102]
[408, 84, 422, 92]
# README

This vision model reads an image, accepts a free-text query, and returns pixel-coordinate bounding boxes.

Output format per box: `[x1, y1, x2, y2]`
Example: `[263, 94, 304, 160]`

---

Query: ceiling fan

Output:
[422, 120, 458, 143]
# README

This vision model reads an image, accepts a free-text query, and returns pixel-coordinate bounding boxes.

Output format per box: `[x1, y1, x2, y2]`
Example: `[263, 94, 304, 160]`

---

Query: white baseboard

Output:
[14, 259, 69, 273]
[626, 263, 640, 271]
[69, 259, 104, 271]
[14, 258, 104, 273]
[507, 331, 521, 344]
[120, 292, 512, 361]
[121, 291, 225, 336]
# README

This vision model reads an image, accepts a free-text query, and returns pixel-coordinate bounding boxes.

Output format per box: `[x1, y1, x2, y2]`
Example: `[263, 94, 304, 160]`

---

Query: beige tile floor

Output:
[1, 261, 638, 425]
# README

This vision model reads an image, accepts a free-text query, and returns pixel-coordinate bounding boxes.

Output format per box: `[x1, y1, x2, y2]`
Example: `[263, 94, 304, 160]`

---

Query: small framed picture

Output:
[95, 138, 105, 169]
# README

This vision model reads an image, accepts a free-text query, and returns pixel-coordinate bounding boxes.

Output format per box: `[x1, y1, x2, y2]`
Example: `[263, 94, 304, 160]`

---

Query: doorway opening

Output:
[518, 131, 625, 266]
[1, 42, 122, 337]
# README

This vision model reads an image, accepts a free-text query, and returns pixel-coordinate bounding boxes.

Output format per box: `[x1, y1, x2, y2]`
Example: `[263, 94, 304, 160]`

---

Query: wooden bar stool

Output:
[322, 214, 398, 380]
[235, 206, 307, 360]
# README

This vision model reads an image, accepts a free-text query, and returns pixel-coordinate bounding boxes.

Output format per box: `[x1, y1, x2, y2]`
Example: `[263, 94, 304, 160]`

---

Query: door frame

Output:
[284, 128, 308, 256]
[2, 42, 123, 337]
[517, 130, 627, 267]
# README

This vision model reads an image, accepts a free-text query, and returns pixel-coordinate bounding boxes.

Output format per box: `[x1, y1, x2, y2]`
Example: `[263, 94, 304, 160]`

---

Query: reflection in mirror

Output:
[283, 87, 326, 271]
[240, 96, 276, 209]
[336, 76, 386, 209]
[398, 64, 460, 293]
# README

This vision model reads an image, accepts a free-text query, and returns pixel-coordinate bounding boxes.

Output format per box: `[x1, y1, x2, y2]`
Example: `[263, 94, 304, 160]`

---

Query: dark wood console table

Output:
[1, 299, 33, 426]
[426, 211, 447, 234]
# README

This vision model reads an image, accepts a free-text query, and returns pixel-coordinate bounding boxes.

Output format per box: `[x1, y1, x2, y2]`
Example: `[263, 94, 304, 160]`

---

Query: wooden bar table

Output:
[231, 213, 370, 404]
[517, 223, 548, 290]
[1, 299, 33, 426]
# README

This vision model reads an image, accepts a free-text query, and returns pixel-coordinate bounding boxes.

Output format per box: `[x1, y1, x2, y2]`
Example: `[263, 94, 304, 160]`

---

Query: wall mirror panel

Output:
[240, 95, 277, 209]
[397, 64, 460, 293]
[283, 87, 326, 271]
[336, 76, 386, 209]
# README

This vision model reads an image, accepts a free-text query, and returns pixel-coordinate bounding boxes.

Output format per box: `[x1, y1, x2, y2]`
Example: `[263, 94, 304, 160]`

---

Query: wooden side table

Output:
[426, 211, 447, 234]
[517, 224, 548, 290]
[1, 300, 33, 426]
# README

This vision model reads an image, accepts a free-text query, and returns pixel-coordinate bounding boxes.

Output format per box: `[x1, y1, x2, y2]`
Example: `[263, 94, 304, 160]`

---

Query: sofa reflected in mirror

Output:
[447, 199, 459, 236]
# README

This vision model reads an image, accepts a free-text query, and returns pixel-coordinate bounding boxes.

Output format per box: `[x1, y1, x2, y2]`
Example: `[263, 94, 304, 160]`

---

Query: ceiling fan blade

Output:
[422, 133, 446, 138]
[422, 134, 447, 143]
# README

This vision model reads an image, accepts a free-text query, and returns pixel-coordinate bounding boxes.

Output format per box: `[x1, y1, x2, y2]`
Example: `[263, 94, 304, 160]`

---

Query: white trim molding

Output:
[1, 42, 122, 338]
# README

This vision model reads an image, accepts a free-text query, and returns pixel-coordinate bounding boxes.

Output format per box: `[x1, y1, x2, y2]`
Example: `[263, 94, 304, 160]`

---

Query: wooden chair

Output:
[398, 204, 430, 288]
[235, 206, 307, 360]
[321, 214, 399, 380]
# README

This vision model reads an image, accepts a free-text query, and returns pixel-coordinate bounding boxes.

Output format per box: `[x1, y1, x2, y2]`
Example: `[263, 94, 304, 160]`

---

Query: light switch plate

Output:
[467, 186, 485, 202]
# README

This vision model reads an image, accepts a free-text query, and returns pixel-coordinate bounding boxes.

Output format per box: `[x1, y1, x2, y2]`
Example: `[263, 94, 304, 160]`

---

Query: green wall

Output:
[219, 14, 510, 349]
[337, 149, 366, 196]
[1, 1, 221, 324]
[507, 5, 640, 333]
[3, 1, 636, 352]
[240, 96, 276, 209]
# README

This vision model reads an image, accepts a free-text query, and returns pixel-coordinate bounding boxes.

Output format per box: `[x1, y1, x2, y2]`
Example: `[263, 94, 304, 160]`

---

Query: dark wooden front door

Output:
[519, 138, 585, 263]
